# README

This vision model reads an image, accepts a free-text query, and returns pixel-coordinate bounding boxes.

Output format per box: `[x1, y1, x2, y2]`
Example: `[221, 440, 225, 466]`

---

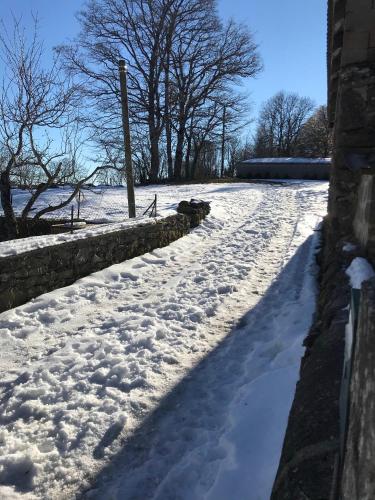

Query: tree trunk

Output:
[0, 170, 18, 239]
[174, 126, 185, 180]
[191, 142, 201, 180]
[185, 135, 192, 180]
[148, 76, 161, 183]
[184, 113, 195, 180]
[221, 105, 226, 178]
[149, 124, 160, 183]
[164, 56, 173, 180]
[165, 115, 173, 180]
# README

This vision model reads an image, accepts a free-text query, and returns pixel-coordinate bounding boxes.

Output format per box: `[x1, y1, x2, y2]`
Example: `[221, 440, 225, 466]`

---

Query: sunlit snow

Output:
[0, 181, 328, 500]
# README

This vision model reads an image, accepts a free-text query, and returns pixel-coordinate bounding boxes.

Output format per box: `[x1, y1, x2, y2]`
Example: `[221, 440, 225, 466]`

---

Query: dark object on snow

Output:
[177, 199, 210, 227]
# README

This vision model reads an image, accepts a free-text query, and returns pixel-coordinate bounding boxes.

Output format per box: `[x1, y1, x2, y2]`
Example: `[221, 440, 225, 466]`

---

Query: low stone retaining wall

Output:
[0, 202, 209, 312]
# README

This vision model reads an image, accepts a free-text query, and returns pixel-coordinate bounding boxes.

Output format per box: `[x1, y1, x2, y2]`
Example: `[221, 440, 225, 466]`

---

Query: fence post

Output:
[118, 60, 136, 218]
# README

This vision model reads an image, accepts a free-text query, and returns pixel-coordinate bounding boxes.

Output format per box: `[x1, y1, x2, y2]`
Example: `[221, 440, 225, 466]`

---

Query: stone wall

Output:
[330, 5, 375, 493]
[272, 1, 375, 497]
[0, 203, 209, 312]
[327, 0, 375, 240]
[340, 278, 375, 500]
[327, 4, 375, 495]
[353, 172, 375, 264]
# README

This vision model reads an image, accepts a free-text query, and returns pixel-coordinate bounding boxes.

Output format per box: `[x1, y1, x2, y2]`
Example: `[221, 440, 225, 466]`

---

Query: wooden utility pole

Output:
[118, 59, 136, 218]
[221, 105, 226, 178]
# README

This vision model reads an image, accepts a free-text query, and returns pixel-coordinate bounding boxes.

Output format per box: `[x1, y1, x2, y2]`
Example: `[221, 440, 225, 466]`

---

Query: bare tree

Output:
[59, 0, 178, 182]
[296, 105, 332, 158]
[253, 91, 315, 158]
[218, 94, 253, 178]
[59, 0, 261, 183]
[0, 19, 121, 239]
[169, 9, 261, 179]
[226, 135, 244, 177]
[185, 92, 252, 180]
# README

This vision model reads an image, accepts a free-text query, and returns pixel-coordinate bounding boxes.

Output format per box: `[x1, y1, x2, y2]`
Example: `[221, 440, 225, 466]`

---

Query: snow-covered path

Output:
[0, 182, 328, 500]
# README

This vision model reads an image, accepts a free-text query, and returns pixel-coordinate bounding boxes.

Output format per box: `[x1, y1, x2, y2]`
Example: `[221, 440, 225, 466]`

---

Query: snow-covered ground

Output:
[1, 182, 270, 257]
[0, 181, 328, 500]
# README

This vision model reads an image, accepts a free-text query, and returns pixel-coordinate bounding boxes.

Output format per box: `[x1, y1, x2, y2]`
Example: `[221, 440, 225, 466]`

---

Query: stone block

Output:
[341, 30, 370, 65]
[345, 3, 375, 31]
[337, 88, 367, 131]
[344, 29, 369, 50]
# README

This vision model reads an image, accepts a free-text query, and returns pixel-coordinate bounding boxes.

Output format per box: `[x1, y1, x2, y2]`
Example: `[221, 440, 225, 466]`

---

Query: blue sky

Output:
[0, 0, 327, 127]
[218, 0, 328, 115]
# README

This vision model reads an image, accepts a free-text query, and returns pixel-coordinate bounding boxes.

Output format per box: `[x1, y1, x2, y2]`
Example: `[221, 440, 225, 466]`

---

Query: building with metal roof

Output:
[237, 157, 331, 180]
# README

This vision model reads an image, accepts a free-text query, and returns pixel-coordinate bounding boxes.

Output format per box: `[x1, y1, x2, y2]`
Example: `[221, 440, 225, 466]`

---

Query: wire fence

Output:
[12, 186, 160, 224]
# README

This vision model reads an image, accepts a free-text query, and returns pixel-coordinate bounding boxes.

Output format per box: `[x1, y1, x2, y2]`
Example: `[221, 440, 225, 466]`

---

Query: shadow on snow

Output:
[76, 233, 319, 499]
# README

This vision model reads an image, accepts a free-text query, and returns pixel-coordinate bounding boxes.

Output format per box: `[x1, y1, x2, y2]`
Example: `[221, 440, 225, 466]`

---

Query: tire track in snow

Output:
[88, 186, 325, 500]
[0, 187, 264, 377]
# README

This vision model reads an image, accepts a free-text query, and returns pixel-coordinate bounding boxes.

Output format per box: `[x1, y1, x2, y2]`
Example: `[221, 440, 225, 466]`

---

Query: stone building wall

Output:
[0, 204, 209, 313]
[329, 8, 375, 493]
[327, 0, 375, 240]
[327, 6, 375, 495]
[353, 172, 375, 263]
[341, 278, 375, 500]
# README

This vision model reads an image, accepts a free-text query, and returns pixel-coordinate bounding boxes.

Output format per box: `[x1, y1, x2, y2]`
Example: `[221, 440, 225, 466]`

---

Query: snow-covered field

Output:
[9, 184, 176, 222]
[0, 184, 177, 257]
[0, 181, 328, 500]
